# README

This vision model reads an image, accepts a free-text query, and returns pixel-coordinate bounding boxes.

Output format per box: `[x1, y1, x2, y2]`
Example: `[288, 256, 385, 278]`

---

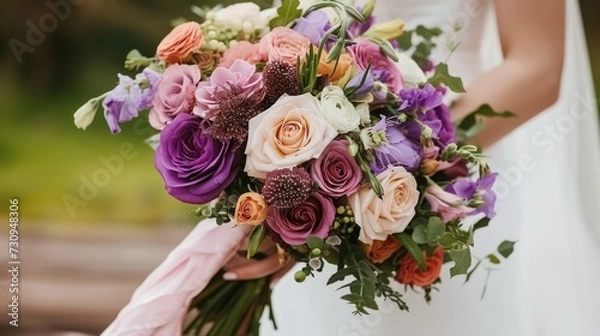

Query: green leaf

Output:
[269, 0, 302, 29]
[306, 236, 326, 250]
[415, 25, 443, 39]
[426, 217, 446, 243]
[449, 248, 472, 277]
[411, 225, 428, 244]
[328, 265, 359, 285]
[428, 63, 466, 93]
[246, 225, 267, 258]
[497, 240, 517, 259]
[487, 254, 501, 264]
[472, 217, 490, 232]
[396, 233, 426, 272]
[457, 104, 515, 134]
[397, 30, 413, 50]
[437, 232, 457, 249]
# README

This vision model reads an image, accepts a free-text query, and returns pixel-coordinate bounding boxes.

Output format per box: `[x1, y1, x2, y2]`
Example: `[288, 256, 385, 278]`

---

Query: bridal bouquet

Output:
[74, 0, 515, 334]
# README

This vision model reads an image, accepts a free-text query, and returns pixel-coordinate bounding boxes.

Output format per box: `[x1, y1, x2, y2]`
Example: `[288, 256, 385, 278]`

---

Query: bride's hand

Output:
[223, 237, 295, 285]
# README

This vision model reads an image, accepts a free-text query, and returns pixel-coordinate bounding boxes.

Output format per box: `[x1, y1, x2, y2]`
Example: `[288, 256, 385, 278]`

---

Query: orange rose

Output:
[318, 52, 353, 82]
[156, 22, 204, 64]
[234, 192, 268, 226]
[396, 248, 444, 287]
[363, 235, 401, 264]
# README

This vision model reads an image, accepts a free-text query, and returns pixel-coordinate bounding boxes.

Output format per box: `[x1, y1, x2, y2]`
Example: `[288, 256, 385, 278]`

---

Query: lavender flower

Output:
[398, 84, 443, 113]
[445, 173, 499, 218]
[103, 68, 160, 134]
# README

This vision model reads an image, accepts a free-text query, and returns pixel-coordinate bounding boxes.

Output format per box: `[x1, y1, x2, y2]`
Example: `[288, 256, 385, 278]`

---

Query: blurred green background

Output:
[0, 0, 598, 228]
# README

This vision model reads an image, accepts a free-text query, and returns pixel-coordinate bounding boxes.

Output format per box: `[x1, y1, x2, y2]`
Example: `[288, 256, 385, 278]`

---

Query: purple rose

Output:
[149, 64, 201, 130]
[154, 114, 240, 204]
[266, 193, 335, 245]
[347, 39, 403, 93]
[371, 118, 422, 174]
[311, 140, 363, 197]
[293, 11, 331, 46]
[445, 173, 498, 218]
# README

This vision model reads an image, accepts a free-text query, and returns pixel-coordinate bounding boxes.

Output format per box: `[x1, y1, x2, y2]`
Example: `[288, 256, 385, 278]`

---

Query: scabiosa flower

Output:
[398, 83, 443, 113]
[204, 83, 264, 148]
[262, 167, 314, 209]
[103, 68, 160, 134]
[263, 59, 301, 106]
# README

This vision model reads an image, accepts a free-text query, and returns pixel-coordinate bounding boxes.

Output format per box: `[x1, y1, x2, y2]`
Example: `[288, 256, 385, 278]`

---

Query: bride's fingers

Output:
[269, 261, 295, 288]
[224, 254, 254, 270]
[237, 236, 275, 252]
[223, 254, 281, 280]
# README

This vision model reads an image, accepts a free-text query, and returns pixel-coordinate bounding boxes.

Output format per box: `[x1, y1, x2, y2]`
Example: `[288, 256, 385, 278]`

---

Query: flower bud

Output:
[364, 20, 405, 41]
[294, 270, 307, 283]
[312, 248, 322, 256]
[420, 159, 440, 176]
[73, 98, 99, 130]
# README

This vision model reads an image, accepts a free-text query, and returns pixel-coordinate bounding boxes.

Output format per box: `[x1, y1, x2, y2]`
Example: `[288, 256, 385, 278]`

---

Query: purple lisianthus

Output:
[102, 68, 160, 134]
[348, 39, 403, 93]
[445, 173, 499, 218]
[311, 140, 362, 197]
[293, 11, 330, 46]
[371, 118, 422, 174]
[403, 103, 457, 148]
[348, 15, 375, 37]
[399, 84, 443, 113]
[346, 69, 375, 98]
[266, 192, 335, 246]
[154, 114, 240, 204]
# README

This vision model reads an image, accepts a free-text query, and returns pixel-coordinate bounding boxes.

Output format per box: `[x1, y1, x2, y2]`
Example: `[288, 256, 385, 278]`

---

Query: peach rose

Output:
[219, 41, 264, 68]
[318, 52, 353, 82]
[244, 94, 338, 179]
[396, 248, 444, 287]
[156, 22, 204, 64]
[350, 166, 419, 244]
[258, 27, 312, 65]
[363, 235, 401, 264]
[235, 192, 268, 226]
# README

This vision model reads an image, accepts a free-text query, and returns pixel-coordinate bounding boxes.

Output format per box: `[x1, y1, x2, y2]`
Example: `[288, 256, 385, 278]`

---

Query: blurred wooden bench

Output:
[0, 222, 192, 335]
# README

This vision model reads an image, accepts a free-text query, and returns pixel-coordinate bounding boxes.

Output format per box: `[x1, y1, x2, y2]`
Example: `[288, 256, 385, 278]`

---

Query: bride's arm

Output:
[451, 0, 565, 148]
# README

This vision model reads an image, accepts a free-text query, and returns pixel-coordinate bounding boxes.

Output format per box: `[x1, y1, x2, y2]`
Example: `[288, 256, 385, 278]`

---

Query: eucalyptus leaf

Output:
[246, 225, 267, 259]
[411, 225, 428, 244]
[487, 254, 501, 264]
[306, 236, 326, 250]
[449, 248, 472, 277]
[269, 0, 302, 29]
[426, 217, 446, 243]
[415, 25, 443, 39]
[428, 63, 466, 93]
[457, 104, 516, 132]
[472, 217, 490, 232]
[497, 240, 517, 259]
[397, 30, 413, 50]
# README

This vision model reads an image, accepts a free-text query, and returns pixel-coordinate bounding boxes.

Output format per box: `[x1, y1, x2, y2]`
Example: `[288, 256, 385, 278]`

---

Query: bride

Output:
[221, 0, 600, 335]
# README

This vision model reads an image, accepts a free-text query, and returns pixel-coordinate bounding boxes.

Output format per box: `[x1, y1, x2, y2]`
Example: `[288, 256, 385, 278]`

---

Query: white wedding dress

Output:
[261, 0, 600, 335]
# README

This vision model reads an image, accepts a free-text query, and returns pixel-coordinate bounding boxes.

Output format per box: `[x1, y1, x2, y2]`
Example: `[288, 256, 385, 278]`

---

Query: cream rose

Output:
[245, 94, 338, 179]
[258, 27, 312, 65]
[319, 85, 362, 133]
[350, 166, 419, 244]
[395, 52, 427, 89]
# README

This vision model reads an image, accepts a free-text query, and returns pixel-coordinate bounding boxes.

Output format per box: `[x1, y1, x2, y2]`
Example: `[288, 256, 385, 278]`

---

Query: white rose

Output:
[350, 166, 419, 244]
[213, 3, 268, 31]
[245, 94, 338, 179]
[395, 52, 427, 89]
[319, 85, 362, 133]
